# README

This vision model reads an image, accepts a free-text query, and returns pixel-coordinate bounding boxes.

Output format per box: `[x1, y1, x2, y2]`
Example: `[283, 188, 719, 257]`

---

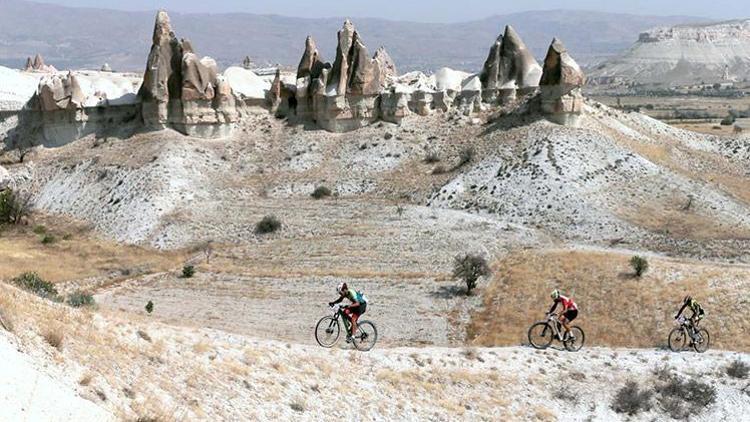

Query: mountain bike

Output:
[315, 305, 378, 351]
[668, 316, 710, 353]
[528, 312, 585, 352]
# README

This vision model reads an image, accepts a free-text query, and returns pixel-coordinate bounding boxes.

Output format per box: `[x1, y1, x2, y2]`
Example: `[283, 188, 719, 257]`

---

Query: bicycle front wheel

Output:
[692, 328, 710, 353]
[564, 326, 585, 352]
[353, 321, 378, 352]
[528, 322, 554, 349]
[668, 327, 686, 352]
[315, 316, 340, 348]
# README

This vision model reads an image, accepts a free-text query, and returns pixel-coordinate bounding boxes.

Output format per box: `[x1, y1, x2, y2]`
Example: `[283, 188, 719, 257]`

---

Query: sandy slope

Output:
[0, 334, 112, 421]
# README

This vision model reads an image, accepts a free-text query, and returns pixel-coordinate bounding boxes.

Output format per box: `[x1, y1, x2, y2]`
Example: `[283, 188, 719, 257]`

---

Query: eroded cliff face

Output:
[591, 19, 750, 85]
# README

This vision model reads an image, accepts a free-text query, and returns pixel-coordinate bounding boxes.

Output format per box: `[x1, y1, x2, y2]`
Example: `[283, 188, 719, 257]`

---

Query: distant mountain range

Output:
[0, 0, 710, 73]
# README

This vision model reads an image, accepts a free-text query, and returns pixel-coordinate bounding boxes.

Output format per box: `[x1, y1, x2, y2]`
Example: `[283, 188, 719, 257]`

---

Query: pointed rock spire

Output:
[540, 38, 585, 91]
[297, 36, 326, 80]
[373, 46, 397, 88]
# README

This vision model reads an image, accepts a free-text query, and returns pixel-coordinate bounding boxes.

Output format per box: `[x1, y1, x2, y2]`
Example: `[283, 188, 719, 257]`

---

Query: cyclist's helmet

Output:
[337, 282, 348, 294]
[683, 295, 692, 305]
[551, 289, 560, 300]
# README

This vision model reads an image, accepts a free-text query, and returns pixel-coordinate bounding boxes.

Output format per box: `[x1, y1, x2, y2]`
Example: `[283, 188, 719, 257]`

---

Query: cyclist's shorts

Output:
[563, 309, 578, 322]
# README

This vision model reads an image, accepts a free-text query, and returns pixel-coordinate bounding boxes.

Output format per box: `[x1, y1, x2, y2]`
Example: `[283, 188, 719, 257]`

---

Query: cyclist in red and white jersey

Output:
[548, 289, 578, 340]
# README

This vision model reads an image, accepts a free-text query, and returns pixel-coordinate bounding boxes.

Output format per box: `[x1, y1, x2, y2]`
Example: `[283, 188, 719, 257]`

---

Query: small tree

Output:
[0, 189, 31, 225]
[630, 255, 649, 277]
[457, 147, 475, 168]
[145, 300, 154, 314]
[12, 272, 59, 300]
[452, 254, 491, 295]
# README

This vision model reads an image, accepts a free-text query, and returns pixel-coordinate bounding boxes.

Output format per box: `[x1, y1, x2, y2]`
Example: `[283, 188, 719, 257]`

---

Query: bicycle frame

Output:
[543, 312, 565, 340]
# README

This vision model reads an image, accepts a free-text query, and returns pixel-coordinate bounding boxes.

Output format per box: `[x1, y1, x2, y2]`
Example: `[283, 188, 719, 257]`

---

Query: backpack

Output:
[355, 290, 368, 304]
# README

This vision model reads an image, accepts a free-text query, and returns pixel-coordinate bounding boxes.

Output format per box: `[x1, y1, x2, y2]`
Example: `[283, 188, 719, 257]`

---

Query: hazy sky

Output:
[32, 0, 750, 22]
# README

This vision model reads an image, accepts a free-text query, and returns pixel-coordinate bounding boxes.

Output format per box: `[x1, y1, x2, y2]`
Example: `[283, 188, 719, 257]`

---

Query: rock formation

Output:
[540, 38, 585, 126]
[138, 10, 239, 137]
[23, 54, 56, 72]
[242, 56, 253, 70]
[480, 26, 542, 103]
[373, 47, 397, 88]
[37, 72, 85, 111]
[294, 20, 387, 131]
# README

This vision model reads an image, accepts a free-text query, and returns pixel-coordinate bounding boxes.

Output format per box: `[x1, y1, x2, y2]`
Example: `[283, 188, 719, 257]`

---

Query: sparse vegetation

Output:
[67, 291, 96, 308]
[726, 359, 749, 379]
[0, 188, 31, 225]
[452, 254, 491, 295]
[43, 330, 64, 351]
[12, 272, 59, 301]
[611, 381, 652, 415]
[457, 146, 475, 168]
[395, 204, 405, 219]
[311, 186, 332, 199]
[432, 164, 447, 175]
[720, 114, 736, 126]
[181, 265, 196, 278]
[630, 255, 649, 277]
[32, 225, 47, 234]
[255, 215, 281, 234]
[655, 374, 717, 419]
[41, 234, 56, 244]
[424, 152, 441, 163]
[145, 300, 154, 314]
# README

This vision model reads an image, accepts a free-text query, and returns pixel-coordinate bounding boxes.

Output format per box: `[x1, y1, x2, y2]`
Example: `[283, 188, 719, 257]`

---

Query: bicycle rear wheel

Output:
[692, 328, 710, 353]
[668, 327, 686, 352]
[353, 321, 377, 352]
[315, 316, 340, 348]
[528, 322, 554, 349]
[563, 326, 585, 352]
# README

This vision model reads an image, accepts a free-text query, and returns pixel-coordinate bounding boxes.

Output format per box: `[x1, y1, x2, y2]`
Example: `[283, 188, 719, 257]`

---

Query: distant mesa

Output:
[589, 19, 750, 85]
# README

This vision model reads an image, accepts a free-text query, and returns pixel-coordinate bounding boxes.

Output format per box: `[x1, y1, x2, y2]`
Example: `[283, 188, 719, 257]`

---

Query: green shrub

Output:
[720, 115, 736, 126]
[67, 291, 96, 308]
[145, 300, 154, 314]
[181, 265, 195, 278]
[33, 225, 46, 234]
[311, 186, 332, 199]
[255, 215, 281, 234]
[41, 234, 56, 244]
[727, 359, 749, 379]
[12, 272, 59, 300]
[0, 189, 31, 225]
[452, 254, 491, 295]
[630, 255, 649, 277]
[612, 381, 652, 415]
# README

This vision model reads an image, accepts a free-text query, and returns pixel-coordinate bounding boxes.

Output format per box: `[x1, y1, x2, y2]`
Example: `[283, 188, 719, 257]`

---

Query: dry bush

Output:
[311, 186, 332, 199]
[655, 374, 717, 419]
[79, 374, 93, 386]
[423, 152, 441, 164]
[43, 330, 64, 351]
[255, 215, 281, 234]
[611, 381, 652, 415]
[289, 398, 306, 413]
[727, 359, 749, 379]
